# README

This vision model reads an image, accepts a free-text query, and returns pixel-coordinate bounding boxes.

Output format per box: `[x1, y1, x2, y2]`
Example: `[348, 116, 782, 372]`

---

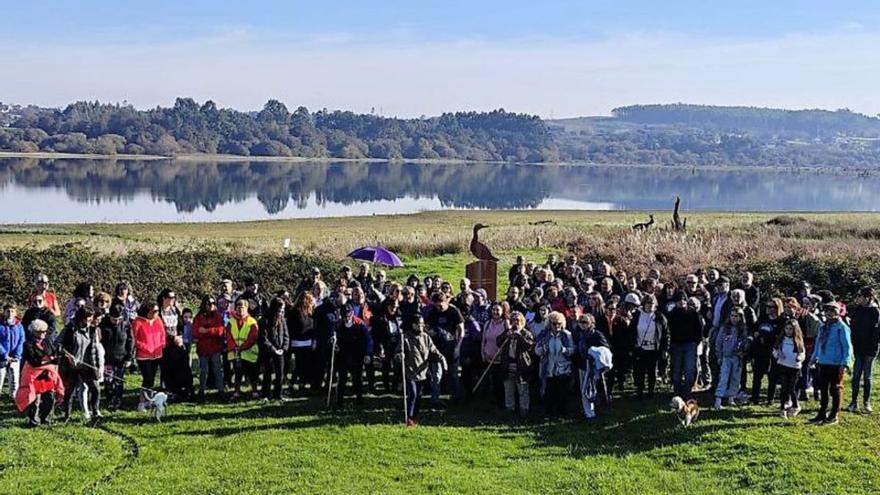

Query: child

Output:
[714, 308, 748, 409]
[773, 319, 806, 418]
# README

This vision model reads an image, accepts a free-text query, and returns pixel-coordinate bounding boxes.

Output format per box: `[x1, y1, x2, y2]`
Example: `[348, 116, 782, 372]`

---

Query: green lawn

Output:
[2, 378, 879, 495]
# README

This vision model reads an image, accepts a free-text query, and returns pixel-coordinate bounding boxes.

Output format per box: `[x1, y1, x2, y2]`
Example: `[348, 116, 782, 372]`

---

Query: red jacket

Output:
[132, 316, 166, 360]
[193, 312, 226, 356]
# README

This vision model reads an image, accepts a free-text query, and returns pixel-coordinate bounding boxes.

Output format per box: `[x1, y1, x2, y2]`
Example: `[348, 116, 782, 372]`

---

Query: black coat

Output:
[260, 316, 290, 355]
[849, 304, 880, 357]
[667, 307, 704, 344]
[99, 316, 133, 365]
[24, 338, 57, 367]
[22, 307, 58, 342]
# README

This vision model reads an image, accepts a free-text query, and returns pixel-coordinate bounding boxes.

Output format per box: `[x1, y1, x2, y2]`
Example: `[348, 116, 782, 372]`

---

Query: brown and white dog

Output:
[670, 396, 700, 427]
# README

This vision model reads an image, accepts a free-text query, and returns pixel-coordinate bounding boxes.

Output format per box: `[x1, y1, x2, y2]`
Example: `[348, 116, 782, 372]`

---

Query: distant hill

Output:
[549, 104, 880, 168]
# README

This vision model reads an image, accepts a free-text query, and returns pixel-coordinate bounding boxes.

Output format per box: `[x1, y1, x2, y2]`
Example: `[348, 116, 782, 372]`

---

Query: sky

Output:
[2, 1, 879, 118]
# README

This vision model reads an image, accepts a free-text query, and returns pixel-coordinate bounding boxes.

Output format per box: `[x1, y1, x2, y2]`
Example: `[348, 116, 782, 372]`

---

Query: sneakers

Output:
[808, 414, 826, 424]
[780, 409, 788, 419]
[726, 397, 737, 407]
[845, 402, 859, 413]
[824, 416, 839, 425]
[713, 397, 723, 410]
[787, 405, 801, 418]
[865, 403, 873, 413]
[137, 401, 147, 412]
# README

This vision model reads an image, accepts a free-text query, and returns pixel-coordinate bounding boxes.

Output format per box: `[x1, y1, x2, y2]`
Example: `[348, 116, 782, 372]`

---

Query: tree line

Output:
[0, 99, 560, 162]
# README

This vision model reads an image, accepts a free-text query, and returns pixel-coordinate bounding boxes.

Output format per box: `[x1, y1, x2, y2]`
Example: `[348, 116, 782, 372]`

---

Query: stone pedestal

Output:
[466, 260, 498, 301]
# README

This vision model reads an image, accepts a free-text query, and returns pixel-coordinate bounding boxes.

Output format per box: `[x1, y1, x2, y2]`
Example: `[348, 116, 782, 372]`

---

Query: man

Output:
[333, 304, 372, 407]
[846, 287, 880, 413]
[740, 272, 761, 312]
[0, 305, 25, 399]
[666, 295, 704, 399]
[505, 287, 528, 316]
[237, 277, 266, 320]
[314, 290, 348, 390]
[425, 292, 465, 406]
[22, 293, 58, 342]
[508, 255, 526, 284]
[453, 278, 473, 314]
[707, 276, 732, 387]
[809, 302, 853, 425]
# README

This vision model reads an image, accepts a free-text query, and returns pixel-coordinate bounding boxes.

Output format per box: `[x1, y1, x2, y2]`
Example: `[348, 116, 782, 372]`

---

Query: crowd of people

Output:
[1, 255, 873, 429]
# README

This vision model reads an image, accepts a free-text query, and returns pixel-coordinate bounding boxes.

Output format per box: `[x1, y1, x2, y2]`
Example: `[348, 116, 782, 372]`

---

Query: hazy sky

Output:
[2, 1, 879, 117]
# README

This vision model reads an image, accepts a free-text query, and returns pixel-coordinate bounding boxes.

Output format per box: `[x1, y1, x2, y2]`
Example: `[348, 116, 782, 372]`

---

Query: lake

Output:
[0, 157, 878, 223]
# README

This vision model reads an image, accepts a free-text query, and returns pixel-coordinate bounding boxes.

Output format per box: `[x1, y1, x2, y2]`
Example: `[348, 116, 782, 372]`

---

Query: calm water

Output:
[0, 157, 878, 223]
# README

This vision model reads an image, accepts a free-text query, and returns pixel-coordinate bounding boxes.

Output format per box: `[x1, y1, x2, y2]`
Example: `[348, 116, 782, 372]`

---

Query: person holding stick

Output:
[497, 311, 535, 418]
[480, 302, 510, 407]
[397, 315, 445, 427]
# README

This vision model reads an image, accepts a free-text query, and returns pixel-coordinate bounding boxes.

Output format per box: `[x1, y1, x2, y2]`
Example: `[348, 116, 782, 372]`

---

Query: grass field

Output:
[3, 210, 880, 494]
[2, 375, 879, 495]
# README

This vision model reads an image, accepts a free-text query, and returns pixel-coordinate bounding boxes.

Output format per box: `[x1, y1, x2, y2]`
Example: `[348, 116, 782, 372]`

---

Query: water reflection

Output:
[0, 157, 877, 223]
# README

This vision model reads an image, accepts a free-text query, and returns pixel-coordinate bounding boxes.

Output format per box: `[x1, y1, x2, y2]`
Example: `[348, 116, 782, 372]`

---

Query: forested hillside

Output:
[0, 99, 559, 162]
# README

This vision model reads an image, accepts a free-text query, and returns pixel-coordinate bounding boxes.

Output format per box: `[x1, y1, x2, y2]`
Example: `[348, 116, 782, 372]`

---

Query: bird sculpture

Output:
[470, 224, 499, 262]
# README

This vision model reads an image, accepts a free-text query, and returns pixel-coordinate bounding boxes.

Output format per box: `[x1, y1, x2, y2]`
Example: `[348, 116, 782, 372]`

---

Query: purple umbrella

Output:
[347, 245, 404, 267]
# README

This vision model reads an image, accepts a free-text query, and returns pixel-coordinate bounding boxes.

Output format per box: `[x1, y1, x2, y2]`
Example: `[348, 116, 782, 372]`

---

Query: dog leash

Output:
[61, 350, 160, 395]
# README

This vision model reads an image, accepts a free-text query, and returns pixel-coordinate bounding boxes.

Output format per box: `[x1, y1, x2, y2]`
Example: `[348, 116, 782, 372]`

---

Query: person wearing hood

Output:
[629, 294, 669, 399]
[98, 303, 133, 411]
[846, 287, 880, 413]
[0, 304, 26, 399]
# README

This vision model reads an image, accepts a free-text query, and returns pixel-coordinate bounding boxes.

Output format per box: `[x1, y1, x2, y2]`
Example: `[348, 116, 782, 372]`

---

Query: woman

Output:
[157, 289, 192, 400]
[260, 297, 289, 401]
[529, 303, 551, 340]
[193, 295, 226, 401]
[227, 299, 260, 399]
[481, 302, 509, 406]
[457, 298, 483, 401]
[29, 273, 61, 317]
[846, 287, 880, 413]
[287, 291, 316, 395]
[534, 311, 573, 416]
[629, 294, 668, 399]
[63, 281, 94, 324]
[574, 313, 611, 418]
[99, 304, 133, 411]
[112, 281, 140, 322]
[714, 308, 748, 409]
[17, 320, 64, 427]
[751, 298, 785, 405]
[606, 302, 633, 395]
[58, 306, 101, 422]
[132, 303, 166, 411]
[497, 311, 535, 417]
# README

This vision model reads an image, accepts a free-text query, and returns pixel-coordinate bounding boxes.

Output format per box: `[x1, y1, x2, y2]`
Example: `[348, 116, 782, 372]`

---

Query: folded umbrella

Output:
[348, 245, 404, 267]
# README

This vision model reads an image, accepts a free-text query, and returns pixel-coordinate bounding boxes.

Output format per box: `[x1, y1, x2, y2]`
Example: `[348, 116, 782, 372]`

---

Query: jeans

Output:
[851, 354, 875, 405]
[337, 360, 365, 405]
[27, 392, 56, 425]
[405, 378, 424, 419]
[429, 360, 444, 404]
[670, 342, 699, 398]
[715, 356, 742, 399]
[815, 364, 845, 419]
[503, 376, 530, 414]
[198, 353, 224, 394]
[262, 353, 285, 399]
[0, 361, 21, 397]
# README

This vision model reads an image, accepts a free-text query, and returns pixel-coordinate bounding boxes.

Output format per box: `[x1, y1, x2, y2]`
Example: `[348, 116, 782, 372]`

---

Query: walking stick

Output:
[326, 337, 337, 409]
[399, 335, 407, 424]
[472, 335, 510, 394]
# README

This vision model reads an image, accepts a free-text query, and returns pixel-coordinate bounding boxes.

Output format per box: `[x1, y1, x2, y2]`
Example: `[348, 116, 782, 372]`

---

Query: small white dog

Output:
[145, 391, 169, 422]
[670, 396, 700, 427]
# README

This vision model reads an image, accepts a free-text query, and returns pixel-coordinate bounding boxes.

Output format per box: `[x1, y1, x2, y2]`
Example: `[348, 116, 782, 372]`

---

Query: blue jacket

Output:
[0, 319, 26, 361]
[812, 319, 853, 367]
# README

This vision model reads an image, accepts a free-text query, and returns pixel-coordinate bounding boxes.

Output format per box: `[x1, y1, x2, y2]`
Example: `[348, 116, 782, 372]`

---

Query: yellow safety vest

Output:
[228, 316, 259, 363]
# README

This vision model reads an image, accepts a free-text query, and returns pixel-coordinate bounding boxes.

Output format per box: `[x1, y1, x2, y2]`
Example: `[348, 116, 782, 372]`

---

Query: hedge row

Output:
[0, 245, 338, 306]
